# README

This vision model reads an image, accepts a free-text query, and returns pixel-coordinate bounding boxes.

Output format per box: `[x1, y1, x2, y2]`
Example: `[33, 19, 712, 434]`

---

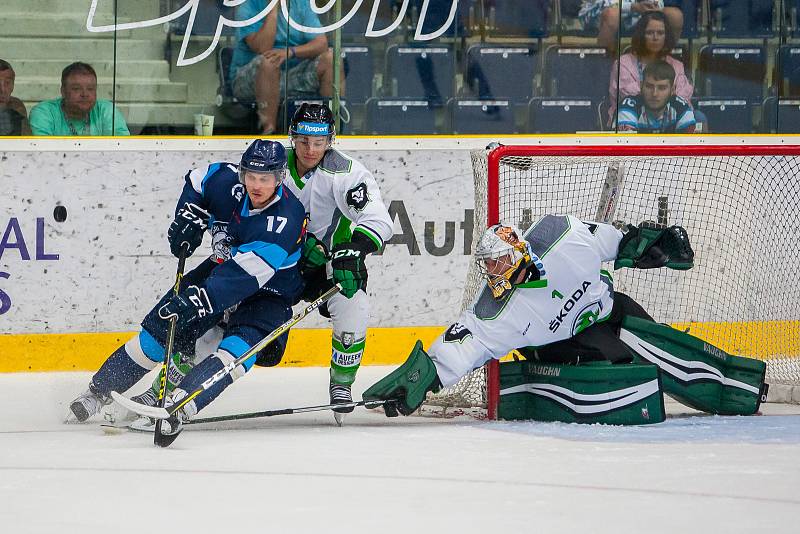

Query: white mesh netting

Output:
[420, 146, 800, 416]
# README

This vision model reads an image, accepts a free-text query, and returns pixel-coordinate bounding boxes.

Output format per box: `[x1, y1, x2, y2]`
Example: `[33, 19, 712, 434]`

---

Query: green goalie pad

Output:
[498, 360, 666, 425]
[619, 316, 767, 415]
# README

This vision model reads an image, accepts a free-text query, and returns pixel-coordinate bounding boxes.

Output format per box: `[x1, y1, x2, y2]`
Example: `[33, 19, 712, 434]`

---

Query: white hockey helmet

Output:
[475, 223, 536, 299]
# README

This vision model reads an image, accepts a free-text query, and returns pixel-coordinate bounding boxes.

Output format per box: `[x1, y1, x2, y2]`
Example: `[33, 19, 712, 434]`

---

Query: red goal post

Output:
[421, 143, 800, 419]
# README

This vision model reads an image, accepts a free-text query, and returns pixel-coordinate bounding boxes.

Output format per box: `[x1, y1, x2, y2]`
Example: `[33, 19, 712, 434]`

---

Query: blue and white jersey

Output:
[178, 162, 246, 262]
[203, 184, 306, 311]
[617, 95, 696, 134]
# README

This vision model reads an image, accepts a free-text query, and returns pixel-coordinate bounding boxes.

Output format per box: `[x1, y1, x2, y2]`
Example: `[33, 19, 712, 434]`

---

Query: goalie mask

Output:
[475, 224, 539, 299]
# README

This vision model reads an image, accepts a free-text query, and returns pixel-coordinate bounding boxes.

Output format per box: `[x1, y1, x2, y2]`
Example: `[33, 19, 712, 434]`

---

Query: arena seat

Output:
[761, 97, 800, 133]
[364, 98, 437, 134]
[484, 0, 550, 38]
[543, 46, 611, 98]
[527, 98, 598, 133]
[778, 46, 800, 97]
[465, 44, 538, 102]
[449, 99, 516, 134]
[709, 0, 775, 38]
[696, 45, 766, 100]
[694, 98, 753, 133]
[169, 0, 235, 37]
[385, 44, 455, 103]
[341, 46, 373, 104]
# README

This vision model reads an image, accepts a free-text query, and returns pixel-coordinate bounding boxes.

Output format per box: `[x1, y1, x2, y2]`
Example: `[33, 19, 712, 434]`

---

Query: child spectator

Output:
[29, 62, 129, 136]
[0, 59, 31, 136]
[617, 60, 696, 133]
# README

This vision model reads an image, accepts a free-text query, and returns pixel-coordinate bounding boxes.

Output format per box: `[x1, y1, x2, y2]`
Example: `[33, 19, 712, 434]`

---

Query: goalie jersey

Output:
[429, 215, 624, 386]
[284, 148, 393, 253]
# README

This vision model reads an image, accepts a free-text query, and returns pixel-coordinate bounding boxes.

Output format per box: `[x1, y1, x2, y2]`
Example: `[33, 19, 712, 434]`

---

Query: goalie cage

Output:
[418, 144, 800, 419]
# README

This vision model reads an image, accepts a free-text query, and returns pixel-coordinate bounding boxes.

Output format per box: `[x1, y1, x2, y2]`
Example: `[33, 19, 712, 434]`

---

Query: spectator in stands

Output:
[580, 0, 684, 51]
[617, 60, 696, 133]
[230, 1, 343, 135]
[607, 11, 692, 126]
[0, 59, 31, 136]
[29, 62, 129, 136]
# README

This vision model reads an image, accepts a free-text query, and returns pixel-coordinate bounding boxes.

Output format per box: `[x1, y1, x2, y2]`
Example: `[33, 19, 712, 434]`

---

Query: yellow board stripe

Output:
[0, 327, 445, 372]
[0, 321, 797, 373]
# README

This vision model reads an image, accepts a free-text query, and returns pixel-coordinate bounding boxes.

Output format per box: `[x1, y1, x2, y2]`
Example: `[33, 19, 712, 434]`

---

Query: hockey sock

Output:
[148, 351, 195, 398]
[172, 353, 235, 412]
[330, 334, 365, 386]
[91, 344, 151, 396]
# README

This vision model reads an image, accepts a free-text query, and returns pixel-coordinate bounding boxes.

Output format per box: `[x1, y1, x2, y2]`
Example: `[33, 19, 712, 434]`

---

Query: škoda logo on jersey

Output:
[549, 280, 591, 333]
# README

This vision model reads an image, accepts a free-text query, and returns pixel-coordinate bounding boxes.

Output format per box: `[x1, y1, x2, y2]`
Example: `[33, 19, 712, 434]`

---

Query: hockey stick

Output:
[101, 399, 393, 434]
[154, 243, 190, 445]
[112, 283, 342, 420]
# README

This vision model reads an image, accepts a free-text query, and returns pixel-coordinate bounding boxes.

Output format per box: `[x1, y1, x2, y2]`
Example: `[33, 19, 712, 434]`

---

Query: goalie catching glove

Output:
[615, 223, 694, 270]
[158, 284, 214, 331]
[168, 202, 209, 258]
[362, 341, 442, 417]
[331, 233, 378, 298]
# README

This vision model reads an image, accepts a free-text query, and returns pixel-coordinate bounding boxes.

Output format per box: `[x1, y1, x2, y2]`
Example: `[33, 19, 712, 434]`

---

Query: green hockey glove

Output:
[299, 233, 329, 278]
[615, 223, 694, 270]
[331, 237, 375, 298]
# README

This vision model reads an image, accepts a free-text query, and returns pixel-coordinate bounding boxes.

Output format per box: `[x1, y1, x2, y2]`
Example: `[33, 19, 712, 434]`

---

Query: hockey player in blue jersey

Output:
[66, 140, 307, 434]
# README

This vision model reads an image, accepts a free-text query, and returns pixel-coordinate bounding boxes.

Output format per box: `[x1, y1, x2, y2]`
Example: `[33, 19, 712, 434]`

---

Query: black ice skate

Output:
[330, 382, 353, 426]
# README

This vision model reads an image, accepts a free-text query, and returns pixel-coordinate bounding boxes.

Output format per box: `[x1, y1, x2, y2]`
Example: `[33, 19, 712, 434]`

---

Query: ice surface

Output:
[1, 367, 799, 534]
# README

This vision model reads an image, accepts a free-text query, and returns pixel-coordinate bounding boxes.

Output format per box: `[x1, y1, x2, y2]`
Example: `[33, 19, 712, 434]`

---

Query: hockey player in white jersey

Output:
[364, 215, 767, 418]
[285, 103, 393, 423]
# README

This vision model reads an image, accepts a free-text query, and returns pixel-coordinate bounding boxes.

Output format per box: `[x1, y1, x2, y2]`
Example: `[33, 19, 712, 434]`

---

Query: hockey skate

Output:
[66, 388, 111, 423]
[329, 382, 353, 426]
[101, 388, 158, 424]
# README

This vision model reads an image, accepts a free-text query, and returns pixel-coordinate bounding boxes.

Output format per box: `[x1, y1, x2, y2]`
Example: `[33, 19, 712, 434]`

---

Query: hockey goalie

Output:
[364, 215, 768, 423]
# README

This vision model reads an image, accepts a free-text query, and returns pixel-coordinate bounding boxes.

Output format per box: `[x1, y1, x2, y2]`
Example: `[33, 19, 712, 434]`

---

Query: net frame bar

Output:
[482, 143, 800, 417]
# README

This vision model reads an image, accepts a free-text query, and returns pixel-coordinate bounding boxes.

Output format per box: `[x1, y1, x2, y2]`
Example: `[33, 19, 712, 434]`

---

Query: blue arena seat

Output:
[409, 0, 475, 38]
[385, 44, 455, 103]
[527, 98, 598, 133]
[465, 44, 538, 103]
[788, 0, 800, 38]
[696, 45, 766, 100]
[544, 46, 612, 98]
[170, 0, 235, 36]
[709, 0, 775, 38]
[761, 97, 800, 133]
[365, 98, 437, 134]
[342, 46, 373, 104]
[484, 0, 550, 38]
[694, 98, 753, 133]
[449, 99, 516, 134]
[778, 46, 800, 97]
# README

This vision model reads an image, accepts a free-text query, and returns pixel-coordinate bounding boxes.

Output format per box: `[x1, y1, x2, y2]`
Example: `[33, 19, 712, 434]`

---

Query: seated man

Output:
[230, 0, 343, 134]
[617, 60, 696, 133]
[0, 59, 31, 135]
[364, 216, 766, 419]
[29, 62, 129, 136]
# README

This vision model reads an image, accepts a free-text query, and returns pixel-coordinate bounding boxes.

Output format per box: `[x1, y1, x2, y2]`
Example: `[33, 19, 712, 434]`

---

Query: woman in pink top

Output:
[608, 11, 693, 126]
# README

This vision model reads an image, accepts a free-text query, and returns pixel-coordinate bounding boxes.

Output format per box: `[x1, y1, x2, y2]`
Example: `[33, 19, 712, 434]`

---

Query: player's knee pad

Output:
[620, 316, 767, 415]
[498, 359, 666, 425]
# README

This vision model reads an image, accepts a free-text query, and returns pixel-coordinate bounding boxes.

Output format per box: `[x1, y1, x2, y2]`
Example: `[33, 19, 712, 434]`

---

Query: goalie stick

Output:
[101, 398, 393, 434]
[112, 283, 343, 420]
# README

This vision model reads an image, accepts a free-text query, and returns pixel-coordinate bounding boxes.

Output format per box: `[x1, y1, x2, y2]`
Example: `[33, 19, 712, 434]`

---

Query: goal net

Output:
[420, 144, 800, 418]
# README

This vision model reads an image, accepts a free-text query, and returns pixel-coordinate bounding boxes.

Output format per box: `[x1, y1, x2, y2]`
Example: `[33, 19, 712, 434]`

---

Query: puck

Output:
[53, 205, 67, 222]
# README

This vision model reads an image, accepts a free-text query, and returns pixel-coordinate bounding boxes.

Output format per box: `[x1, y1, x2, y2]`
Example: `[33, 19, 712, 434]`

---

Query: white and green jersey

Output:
[285, 148, 393, 252]
[429, 215, 624, 386]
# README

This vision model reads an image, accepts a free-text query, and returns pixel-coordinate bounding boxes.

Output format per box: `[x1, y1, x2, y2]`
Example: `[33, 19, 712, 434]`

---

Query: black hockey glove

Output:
[331, 234, 377, 299]
[158, 285, 215, 332]
[298, 232, 329, 279]
[168, 203, 209, 258]
[615, 223, 694, 270]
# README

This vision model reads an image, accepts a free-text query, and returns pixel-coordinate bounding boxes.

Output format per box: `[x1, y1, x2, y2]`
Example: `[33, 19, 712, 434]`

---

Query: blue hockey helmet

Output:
[239, 139, 287, 185]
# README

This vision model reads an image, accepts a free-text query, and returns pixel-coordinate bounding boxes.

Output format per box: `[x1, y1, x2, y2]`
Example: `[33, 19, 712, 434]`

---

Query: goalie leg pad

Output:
[620, 316, 767, 415]
[498, 360, 665, 424]
[363, 341, 442, 416]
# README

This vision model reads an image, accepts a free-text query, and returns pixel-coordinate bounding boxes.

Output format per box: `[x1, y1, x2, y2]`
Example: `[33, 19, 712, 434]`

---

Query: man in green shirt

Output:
[29, 62, 130, 136]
